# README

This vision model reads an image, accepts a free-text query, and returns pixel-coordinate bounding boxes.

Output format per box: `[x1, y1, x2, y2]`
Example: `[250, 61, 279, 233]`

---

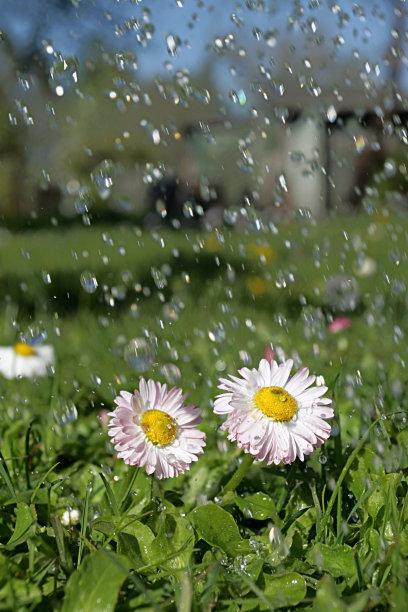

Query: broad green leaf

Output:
[313, 574, 347, 611]
[147, 515, 194, 571]
[353, 472, 401, 521]
[234, 555, 264, 585]
[262, 572, 306, 609]
[190, 502, 245, 556]
[307, 543, 355, 579]
[0, 579, 42, 610]
[92, 515, 155, 556]
[234, 492, 280, 522]
[62, 550, 129, 612]
[347, 448, 385, 500]
[117, 533, 144, 569]
[6, 502, 37, 549]
[314, 575, 376, 612]
[91, 518, 115, 536]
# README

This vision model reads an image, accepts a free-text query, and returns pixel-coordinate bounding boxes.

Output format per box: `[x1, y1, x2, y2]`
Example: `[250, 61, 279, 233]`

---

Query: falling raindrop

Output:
[325, 275, 360, 312]
[75, 187, 94, 214]
[42, 271, 52, 285]
[21, 323, 47, 346]
[166, 34, 180, 56]
[124, 338, 155, 372]
[54, 398, 78, 426]
[90, 159, 116, 198]
[161, 363, 181, 384]
[80, 271, 98, 294]
[49, 56, 79, 96]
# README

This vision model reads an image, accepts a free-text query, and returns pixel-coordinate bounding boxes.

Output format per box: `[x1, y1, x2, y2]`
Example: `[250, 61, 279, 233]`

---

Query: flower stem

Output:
[119, 467, 139, 510]
[223, 453, 255, 494]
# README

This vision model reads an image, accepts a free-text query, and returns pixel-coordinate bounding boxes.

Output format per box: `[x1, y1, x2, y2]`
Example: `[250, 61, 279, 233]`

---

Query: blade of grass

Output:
[51, 514, 74, 576]
[354, 549, 365, 590]
[99, 472, 120, 515]
[77, 484, 90, 567]
[24, 421, 34, 490]
[316, 421, 373, 541]
[336, 486, 342, 543]
[331, 372, 343, 467]
[309, 480, 322, 537]
[0, 450, 18, 504]
[119, 467, 139, 510]
[30, 462, 60, 504]
[281, 506, 312, 534]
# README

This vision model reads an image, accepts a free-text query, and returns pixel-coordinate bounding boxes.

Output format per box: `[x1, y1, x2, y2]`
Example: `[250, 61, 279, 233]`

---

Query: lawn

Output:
[0, 209, 407, 610]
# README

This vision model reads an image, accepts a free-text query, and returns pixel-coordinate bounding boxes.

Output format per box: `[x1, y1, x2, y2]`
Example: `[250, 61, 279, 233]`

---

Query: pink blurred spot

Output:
[263, 346, 275, 363]
[99, 409, 109, 428]
[328, 317, 352, 334]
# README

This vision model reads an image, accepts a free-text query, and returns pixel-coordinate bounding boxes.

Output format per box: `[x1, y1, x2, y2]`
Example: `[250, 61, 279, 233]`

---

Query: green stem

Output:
[223, 453, 254, 494]
[119, 467, 139, 510]
[316, 424, 372, 541]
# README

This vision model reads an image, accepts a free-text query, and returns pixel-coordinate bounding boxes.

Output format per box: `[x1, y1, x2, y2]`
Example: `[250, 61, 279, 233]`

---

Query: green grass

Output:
[0, 210, 408, 610]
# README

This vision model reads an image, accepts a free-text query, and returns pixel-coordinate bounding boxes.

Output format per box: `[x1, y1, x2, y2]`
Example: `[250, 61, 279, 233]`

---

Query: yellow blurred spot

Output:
[250, 244, 275, 263]
[247, 276, 268, 297]
[14, 342, 36, 357]
[205, 232, 221, 253]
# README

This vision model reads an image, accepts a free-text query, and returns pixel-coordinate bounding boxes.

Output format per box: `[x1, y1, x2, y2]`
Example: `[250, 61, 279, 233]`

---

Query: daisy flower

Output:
[108, 378, 206, 479]
[214, 358, 333, 465]
[0, 342, 54, 379]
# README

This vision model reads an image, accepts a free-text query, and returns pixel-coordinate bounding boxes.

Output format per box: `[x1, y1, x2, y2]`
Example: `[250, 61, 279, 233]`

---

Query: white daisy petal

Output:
[271, 359, 293, 388]
[108, 378, 206, 479]
[214, 358, 333, 466]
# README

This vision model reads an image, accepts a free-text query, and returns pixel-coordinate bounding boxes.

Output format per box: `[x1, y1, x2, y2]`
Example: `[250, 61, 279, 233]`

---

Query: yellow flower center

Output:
[140, 409, 177, 446]
[14, 342, 36, 357]
[253, 386, 297, 422]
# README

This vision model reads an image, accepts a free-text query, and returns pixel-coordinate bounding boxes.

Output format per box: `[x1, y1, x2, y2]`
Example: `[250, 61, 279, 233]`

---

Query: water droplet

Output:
[90, 374, 102, 386]
[42, 271, 52, 285]
[90, 159, 116, 198]
[54, 398, 78, 425]
[325, 275, 360, 312]
[49, 56, 79, 96]
[124, 338, 155, 372]
[166, 34, 180, 56]
[151, 267, 167, 289]
[75, 187, 94, 214]
[21, 323, 47, 346]
[80, 271, 98, 294]
[161, 363, 181, 384]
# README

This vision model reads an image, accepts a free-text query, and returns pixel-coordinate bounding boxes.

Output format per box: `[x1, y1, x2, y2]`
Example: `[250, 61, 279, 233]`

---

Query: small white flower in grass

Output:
[108, 378, 206, 479]
[61, 508, 81, 527]
[0, 342, 54, 379]
[214, 358, 333, 465]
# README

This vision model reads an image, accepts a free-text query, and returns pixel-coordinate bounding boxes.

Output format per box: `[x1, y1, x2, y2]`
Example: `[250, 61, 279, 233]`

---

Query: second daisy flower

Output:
[214, 358, 333, 465]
